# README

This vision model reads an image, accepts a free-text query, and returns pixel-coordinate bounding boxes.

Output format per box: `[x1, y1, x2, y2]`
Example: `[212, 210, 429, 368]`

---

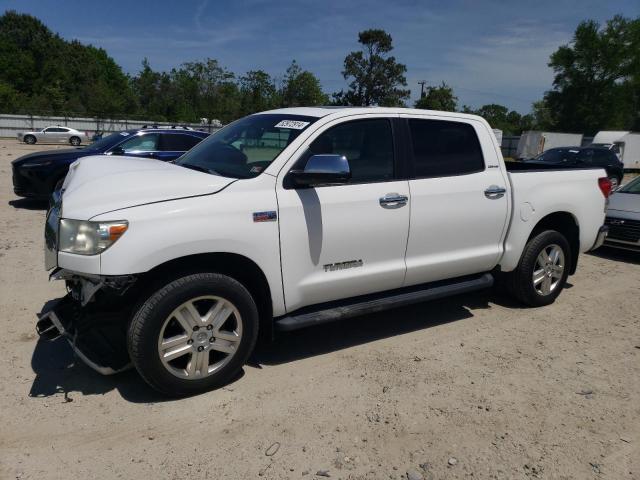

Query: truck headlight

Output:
[59, 219, 128, 255]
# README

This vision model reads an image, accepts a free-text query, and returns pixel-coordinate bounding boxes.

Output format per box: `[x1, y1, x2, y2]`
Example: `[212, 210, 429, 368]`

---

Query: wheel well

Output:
[138, 253, 273, 335]
[529, 212, 580, 274]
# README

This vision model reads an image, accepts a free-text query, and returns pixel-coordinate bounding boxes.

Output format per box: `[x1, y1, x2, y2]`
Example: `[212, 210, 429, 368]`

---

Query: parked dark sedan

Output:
[12, 127, 209, 199]
[524, 146, 624, 187]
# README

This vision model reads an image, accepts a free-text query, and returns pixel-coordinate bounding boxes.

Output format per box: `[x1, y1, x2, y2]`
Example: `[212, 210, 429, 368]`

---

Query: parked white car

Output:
[37, 107, 611, 396]
[17, 126, 89, 146]
[603, 175, 640, 251]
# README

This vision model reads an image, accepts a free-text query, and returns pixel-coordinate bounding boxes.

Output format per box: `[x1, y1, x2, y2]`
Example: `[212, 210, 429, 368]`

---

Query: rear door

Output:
[401, 115, 509, 285]
[277, 115, 411, 311]
[157, 133, 204, 161]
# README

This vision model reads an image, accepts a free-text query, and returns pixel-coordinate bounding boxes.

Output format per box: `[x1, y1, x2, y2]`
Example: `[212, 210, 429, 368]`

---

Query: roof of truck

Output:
[258, 106, 487, 123]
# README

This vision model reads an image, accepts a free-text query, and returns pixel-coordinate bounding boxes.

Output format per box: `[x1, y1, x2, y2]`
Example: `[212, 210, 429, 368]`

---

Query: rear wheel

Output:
[69, 136, 81, 146]
[128, 273, 259, 396]
[507, 230, 570, 307]
[24, 135, 36, 145]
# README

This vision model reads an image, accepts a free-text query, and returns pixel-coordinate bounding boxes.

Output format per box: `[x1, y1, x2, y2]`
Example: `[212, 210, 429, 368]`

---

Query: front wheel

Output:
[24, 135, 36, 144]
[69, 136, 81, 146]
[128, 273, 259, 396]
[507, 230, 571, 307]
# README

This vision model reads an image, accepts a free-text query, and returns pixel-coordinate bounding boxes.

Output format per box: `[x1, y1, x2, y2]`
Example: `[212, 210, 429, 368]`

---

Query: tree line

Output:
[0, 10, 638, 135]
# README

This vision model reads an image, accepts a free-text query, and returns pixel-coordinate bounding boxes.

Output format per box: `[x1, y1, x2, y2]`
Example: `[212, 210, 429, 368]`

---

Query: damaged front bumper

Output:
[36, 270, 137, 375]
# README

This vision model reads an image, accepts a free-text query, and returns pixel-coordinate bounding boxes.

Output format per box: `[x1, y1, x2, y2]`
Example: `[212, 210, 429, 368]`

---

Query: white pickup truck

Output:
[37, 107, 610, 396]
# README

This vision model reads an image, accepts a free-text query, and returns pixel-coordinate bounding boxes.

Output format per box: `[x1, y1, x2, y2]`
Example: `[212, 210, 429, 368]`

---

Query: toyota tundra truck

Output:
[37, 107, 610, 396]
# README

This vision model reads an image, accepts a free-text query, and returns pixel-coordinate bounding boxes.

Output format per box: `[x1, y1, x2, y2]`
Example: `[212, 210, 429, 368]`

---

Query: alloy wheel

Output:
[157, 295, 242, 379]
[532, 244, 565, 296]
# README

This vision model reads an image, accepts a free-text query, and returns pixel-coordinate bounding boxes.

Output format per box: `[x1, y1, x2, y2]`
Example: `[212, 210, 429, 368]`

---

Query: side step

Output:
[275, 273, 494, 332]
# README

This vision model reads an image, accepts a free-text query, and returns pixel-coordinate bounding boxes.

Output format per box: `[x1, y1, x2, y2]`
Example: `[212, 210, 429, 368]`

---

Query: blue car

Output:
[12, 126, 209, 199]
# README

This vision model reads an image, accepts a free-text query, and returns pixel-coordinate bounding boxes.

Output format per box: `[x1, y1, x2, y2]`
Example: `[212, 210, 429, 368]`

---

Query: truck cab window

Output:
[308, 119, 394, 183]
[408, 119, 484, 178]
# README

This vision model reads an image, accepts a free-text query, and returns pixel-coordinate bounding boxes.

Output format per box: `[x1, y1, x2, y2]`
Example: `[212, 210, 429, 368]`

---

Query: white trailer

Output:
[592, 131, 640, 169]
[516, 131, 583, 159]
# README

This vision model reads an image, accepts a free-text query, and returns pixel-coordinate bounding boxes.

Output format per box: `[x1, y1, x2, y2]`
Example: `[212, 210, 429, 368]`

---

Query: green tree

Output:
[541, 15, 640, 134]
[0, 11, 135, 117]
[336, 29, 410, 106]
[239, 70, 279, 115]
[462, 103, 534, 135]
[280, 60, 328, 107]
[171, 59, 240, 124]
[414, 82, 457, 111]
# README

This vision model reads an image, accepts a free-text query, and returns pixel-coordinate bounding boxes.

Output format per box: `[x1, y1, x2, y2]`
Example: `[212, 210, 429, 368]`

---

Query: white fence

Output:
[0, 113, 219, 138]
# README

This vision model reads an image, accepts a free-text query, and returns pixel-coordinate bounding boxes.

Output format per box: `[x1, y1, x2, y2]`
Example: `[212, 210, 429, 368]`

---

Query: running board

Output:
[275, 273, 494, 332]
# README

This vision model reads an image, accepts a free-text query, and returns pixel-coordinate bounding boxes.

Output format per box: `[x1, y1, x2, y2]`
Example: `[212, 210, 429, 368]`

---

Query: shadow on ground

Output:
[590, 246, 640, 265]
[29, 289, 513, 402]
[9, 198, 48, 210]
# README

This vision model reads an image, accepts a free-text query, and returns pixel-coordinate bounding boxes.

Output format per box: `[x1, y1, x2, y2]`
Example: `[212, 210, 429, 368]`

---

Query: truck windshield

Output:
[174, 114, 318, 178]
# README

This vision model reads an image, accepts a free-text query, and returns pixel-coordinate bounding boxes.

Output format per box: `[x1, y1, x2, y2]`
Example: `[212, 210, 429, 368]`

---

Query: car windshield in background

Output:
[618, 176, 640, 194]
[531, 148, 580, 163]
[86, 131, 131, 151]
[174, 114, 317, 178]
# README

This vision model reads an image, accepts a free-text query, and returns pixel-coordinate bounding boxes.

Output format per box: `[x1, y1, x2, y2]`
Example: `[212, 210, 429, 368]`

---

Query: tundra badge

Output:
[323, 260, 363, 272]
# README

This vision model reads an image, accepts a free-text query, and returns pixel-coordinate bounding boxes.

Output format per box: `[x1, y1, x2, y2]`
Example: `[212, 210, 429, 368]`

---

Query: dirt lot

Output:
[1, 139, 639, 480]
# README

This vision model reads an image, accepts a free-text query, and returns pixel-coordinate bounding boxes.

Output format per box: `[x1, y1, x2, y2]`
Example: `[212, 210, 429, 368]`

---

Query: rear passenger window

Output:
[308, 119, 394, 183]
[592, 150, 612, 164]
[408, 119, 484, 178]
[161, 134, 202, 151]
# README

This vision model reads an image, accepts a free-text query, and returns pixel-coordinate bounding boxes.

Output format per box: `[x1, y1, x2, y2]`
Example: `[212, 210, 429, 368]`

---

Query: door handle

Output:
[379, 193, 408, 208]
[484, 186, 506, 199]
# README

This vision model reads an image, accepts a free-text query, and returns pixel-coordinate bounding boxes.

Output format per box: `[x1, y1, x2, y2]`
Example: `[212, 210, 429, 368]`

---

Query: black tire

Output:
[69, 136, 81, 146]
[506, 230, 571, 307]
[24, 135, 36, 144]
[127, 273, 259, 396]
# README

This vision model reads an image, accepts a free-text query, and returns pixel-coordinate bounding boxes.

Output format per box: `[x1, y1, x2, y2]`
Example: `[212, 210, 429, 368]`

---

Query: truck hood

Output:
[607, 192, 640, 214]
[61, 155, 235, 219]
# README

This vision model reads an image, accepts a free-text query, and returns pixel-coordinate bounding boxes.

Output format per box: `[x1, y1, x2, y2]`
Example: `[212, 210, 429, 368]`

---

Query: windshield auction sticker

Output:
[274, 120, 310, 130]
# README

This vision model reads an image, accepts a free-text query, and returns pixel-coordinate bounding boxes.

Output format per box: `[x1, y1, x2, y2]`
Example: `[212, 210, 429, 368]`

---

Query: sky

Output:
[3, 0, 639, 113]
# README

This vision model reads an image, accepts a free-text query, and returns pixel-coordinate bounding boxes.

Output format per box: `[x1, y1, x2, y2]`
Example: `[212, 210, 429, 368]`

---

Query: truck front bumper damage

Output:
[35, 270, 136, 375]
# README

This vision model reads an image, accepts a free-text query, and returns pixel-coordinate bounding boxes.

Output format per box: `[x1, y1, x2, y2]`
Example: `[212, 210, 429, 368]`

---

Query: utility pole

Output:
[418, 81, 427, 98]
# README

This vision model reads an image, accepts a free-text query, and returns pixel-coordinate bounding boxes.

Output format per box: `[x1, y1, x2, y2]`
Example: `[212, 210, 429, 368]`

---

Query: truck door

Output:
[277, 116, 411, 312]
[400, 115, 509, 285]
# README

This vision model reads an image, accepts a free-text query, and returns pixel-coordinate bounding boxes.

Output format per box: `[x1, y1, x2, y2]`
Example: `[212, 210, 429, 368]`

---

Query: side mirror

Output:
[287, 154, 351, 188]
[110, 146, 125, 156]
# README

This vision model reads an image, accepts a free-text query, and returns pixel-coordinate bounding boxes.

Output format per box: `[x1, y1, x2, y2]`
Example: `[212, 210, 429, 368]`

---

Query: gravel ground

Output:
[1, 139, 639, 480]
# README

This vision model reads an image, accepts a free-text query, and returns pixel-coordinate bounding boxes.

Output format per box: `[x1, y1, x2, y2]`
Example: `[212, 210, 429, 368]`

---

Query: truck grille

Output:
[605, 216, 640, 244]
